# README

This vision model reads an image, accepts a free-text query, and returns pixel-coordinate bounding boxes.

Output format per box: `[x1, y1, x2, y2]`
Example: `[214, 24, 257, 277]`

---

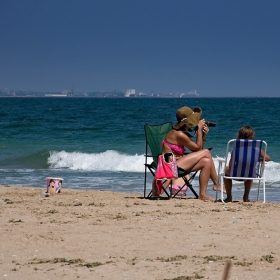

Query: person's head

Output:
[173, 106, 202, 130]
[237, 126, 255, 139]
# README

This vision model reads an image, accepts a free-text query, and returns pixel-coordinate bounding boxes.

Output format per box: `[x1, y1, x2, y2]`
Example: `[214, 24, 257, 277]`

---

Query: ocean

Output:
[1, 97, 280, 202]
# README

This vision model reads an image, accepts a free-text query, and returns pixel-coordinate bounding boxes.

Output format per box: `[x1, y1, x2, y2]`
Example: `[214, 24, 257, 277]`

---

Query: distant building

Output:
[138, 92, 147, 96]
[180, 90, 199, 98]
[187, 90, 199, 97]
[125, 89, 136, 97]
[45, 93, 68, 97]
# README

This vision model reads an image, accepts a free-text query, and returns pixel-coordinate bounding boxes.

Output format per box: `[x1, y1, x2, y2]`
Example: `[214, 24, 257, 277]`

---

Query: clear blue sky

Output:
[1, 0, 280, 97]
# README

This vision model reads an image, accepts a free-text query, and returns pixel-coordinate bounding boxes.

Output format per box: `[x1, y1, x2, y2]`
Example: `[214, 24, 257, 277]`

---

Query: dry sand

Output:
[1, 185, 280, 280]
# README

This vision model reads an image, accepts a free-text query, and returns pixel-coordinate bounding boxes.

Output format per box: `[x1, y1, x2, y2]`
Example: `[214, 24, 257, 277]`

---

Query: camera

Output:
[183, 120, 216, 138]
[204, 120, 216, 127]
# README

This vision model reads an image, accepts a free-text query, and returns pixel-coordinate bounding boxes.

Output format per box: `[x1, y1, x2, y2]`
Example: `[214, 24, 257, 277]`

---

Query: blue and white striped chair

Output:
[217, 139, 267, 203]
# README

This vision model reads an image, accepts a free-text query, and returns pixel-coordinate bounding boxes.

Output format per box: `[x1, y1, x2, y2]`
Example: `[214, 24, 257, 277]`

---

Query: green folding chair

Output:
[143, 122, 199, 199]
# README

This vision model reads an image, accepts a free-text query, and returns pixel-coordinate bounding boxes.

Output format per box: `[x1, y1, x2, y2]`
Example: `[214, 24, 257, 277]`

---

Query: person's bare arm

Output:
[260, 150, 270, 161]
[177, 119, 206, 151]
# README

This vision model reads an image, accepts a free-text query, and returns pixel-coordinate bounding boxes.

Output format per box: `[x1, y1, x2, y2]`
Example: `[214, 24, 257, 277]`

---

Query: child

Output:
[224, 126, 270, 202]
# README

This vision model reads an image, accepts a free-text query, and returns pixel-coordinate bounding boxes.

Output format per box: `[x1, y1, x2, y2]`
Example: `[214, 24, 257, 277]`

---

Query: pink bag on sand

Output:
[153, 153, 178, 197]
[155, 153, 178, 180]
[152, 179, 164, 196]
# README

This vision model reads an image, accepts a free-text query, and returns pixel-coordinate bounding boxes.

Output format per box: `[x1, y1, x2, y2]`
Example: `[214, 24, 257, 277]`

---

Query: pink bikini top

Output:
[161, 140, 185, 156]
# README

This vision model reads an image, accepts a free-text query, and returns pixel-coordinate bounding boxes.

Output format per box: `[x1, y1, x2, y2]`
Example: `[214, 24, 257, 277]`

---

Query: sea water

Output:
[1, 97, 280, 202]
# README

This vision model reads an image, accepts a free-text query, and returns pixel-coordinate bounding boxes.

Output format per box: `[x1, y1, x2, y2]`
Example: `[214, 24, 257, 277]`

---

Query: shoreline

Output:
[1, 185, 280, 279]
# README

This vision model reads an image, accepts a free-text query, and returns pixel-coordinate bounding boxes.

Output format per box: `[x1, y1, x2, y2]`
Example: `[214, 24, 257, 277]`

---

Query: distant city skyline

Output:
[0, 87, 201, 98]
[1, 0, 280, 97]
[2, 87, 279, 98]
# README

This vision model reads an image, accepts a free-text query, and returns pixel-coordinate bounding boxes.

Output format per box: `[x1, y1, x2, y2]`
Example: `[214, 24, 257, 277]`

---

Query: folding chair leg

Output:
[259, 180, 266, 203]
[146, 179, 171, 199]
[263, 180, 266, 203]
[216, 160, 225, 203]
[146, 190, 153, 198]
[188, 185, 198, 198]
[144, 167, 148, 198]
[182, 176, 198, 199]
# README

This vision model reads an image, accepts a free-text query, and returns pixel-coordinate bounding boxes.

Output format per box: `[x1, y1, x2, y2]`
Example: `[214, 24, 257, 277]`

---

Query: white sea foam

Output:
[48, 150, 147, 172]
[48, 150, 280, 184]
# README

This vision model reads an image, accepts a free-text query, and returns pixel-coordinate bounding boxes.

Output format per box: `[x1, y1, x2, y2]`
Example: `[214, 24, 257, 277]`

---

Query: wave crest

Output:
[48, 150, 148, 172]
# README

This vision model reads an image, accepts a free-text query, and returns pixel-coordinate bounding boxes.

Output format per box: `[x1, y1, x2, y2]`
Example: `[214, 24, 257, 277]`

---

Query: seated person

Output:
[224, 126, 270, 202]
[161, 106, 220, 201]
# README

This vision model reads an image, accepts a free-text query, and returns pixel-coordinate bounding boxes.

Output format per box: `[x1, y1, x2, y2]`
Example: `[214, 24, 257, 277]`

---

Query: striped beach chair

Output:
[217, 139, 267, 202]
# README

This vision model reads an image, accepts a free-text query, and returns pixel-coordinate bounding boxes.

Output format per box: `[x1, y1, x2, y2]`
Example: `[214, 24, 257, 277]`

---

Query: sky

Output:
[1, 0, 280, 97]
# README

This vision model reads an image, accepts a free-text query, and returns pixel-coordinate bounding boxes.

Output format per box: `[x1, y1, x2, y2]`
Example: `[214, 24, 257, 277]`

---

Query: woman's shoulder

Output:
[167, 129, 190, 145]
[168, 129, 184, 136]
[167, 129, 185, 139]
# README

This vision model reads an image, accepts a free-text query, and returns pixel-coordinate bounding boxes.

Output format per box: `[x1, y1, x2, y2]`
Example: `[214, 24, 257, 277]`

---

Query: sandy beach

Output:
[1, 185, 280, 280]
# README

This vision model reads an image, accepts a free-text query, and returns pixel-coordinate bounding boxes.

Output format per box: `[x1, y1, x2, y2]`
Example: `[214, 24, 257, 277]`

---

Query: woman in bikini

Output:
[161, 106, 220, 201]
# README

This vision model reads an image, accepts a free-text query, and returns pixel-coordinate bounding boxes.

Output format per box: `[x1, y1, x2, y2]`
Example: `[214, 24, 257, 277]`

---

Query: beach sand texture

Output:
[1, 186, 280, 280]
